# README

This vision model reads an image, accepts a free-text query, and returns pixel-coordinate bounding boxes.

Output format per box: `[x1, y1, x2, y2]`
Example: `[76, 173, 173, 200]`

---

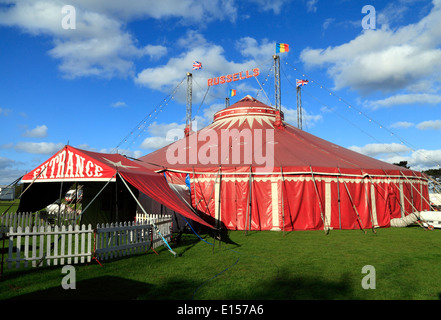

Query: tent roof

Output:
[139, 96, 421, 177]
[21, 145, 212, 228]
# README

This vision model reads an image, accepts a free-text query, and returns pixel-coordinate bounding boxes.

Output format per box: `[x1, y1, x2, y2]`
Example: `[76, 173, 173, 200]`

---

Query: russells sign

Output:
[207, 68, 260, 87]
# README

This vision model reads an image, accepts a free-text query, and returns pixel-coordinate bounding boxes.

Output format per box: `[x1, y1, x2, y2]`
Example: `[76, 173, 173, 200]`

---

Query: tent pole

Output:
[217, 166, 222, 248]
[192, 167, 198, 211]
[77, 173, 116, 225]
[117, 172, 177, 257]
[56, 145, 69, 227]
[338, 168, 366, 234]
[337, 176, 341, 230]
[115, 176, 119, 223]
[57, 180, 64, 226]
[245, 166, 252, 235]
[309, 166, 328, 234]
[233, 167, 238, 230]
[280, 167, 286, 235]
[361, 170, 376, 234]
[249, 167, 253, 232]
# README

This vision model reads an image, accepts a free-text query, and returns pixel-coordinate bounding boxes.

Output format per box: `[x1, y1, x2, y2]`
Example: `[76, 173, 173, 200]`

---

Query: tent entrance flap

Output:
[117, 169, 213, 229]
[117, 172, 177, 257]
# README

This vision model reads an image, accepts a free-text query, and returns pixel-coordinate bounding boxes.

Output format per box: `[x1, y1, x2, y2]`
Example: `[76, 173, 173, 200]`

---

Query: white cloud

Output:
[135, 34, 271, 103]
[306, 0, 318, 13]
[416, 120, 441, 130]
[348, 142, 411, 157]
[322, 18, 334, 30]
[347, 142, 441, 171]
[384, 149, 441, 171]
[0, 156, 26, 185]
[236, 37, 276, 61]
[282, 107, 322, 128]
[13, 142, 64, 154]
[140, 136, 172, 150]
[406, 149, 441, 171]
[21, 125, 48, 138]
[366, 93, 441, 109]
[72, 0, 238, 23]
[348, 140, 441, 171]
[202, 104, 225, 123]
[111, 101, 127, 108]
[376, 1, 411, 27]
[246, 0, 290, 14]
[0, 108, 12, 116]
[390, 121, 414, 129]
[47, 14, 163, 79]
[300, 0, 441, 94]
[0, 1, 288, 82]
[0, 1, 240, 79]
[139, 122, 186, 150]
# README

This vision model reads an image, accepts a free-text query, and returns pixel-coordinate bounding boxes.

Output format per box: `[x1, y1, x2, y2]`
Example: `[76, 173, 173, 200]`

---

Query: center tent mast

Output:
[185, 72, 192, 137]
[297, 84, 302, 130]
[274, 43, 306, 130]
[273, 54, 281, 112]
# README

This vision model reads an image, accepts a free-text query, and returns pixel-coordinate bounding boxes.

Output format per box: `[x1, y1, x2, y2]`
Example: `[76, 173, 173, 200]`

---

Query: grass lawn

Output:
[1, 226, 441, 300]
[0, 201, 19, 214]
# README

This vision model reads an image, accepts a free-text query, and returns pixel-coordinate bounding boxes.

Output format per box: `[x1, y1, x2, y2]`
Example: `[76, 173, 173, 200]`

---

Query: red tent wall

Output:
[160, 168, 429, 232]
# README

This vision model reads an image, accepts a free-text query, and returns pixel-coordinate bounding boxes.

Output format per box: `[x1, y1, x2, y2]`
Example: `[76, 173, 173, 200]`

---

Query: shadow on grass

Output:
[6, 274, 206, 300]
[238, 272, 355, 300]
[6, 271, 356, 300]
[8, 276, 152, 300]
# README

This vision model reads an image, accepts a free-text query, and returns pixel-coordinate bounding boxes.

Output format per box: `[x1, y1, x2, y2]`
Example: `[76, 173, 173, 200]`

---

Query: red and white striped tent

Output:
[139, 96, 430, 231]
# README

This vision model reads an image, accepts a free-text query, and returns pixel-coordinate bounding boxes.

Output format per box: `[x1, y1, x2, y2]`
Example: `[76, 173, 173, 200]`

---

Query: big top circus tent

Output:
[139, 95, 431, 232]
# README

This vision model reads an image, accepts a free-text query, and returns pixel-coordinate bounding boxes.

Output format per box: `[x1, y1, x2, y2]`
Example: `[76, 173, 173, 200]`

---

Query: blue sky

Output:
[1, 0, 441, 185]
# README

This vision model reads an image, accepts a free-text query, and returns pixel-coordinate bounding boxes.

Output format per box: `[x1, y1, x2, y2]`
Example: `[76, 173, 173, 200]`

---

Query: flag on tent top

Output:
[276, 43, 289, 53]
[296, 79, 308, 87]
[229, 89, 236, 97]
[192, 61, 202, 70]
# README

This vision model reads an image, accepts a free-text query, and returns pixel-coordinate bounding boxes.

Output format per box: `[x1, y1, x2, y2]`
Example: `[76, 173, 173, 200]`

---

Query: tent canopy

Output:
[138, 96, 430, 231]
[139, 96, 422, 177]
[20, 145, 212, 228]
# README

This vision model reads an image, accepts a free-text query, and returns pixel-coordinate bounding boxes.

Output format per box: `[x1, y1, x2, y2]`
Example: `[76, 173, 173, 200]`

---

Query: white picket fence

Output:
[94, 222, 152, 262]
[135, 213, 173, 249]
[0, 212, 77, 237]
[5, 224, 93, 269]
[1, 214, 173, 270]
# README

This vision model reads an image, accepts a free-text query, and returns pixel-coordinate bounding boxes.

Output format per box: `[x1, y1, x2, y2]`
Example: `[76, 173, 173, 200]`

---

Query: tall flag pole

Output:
[273, 54, 281, 112]
[274, 43, 289, 112]
[296, 79, 308, 130]
[185, 61, 202, 136]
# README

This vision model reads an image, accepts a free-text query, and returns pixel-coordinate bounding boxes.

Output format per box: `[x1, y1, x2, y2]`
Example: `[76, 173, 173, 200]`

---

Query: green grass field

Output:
[1, 227, 441, 300]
